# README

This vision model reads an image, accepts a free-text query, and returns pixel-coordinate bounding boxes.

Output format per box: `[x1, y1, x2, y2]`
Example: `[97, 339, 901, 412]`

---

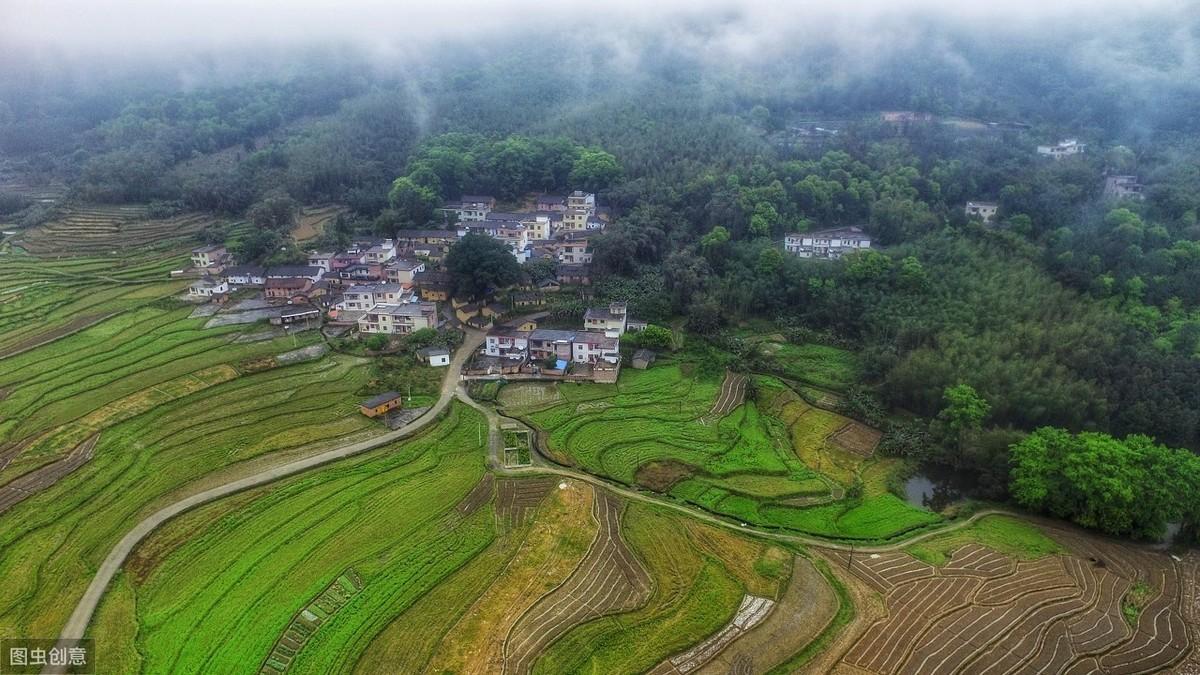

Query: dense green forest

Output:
[3, 20, 1200, 538]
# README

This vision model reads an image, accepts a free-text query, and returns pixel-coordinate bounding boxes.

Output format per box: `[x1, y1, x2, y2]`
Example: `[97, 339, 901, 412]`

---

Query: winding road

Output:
[51, 328, 486, 651]
[49, 333, 1066, 663]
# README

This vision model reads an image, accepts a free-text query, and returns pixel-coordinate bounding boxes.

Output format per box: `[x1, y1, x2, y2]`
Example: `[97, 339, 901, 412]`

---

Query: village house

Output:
[536, 194, 567, 212]
[222, 265, 265, 287]
[270, 304, 321, 327]
[584, 301, 629, 337]
[1038, 139, 1085, 159]
[413, 270, 452, 302]
[417, 346, 451, 367]
[511, 291, 544, 308]
[306, 251, 335, 272]
[357, 302, 440, 335]
[406, 242, 448, 263]
[537, 277, 563, 293]
[265, 277, 313, 301]
[188, 275, 228, 298]
[359, 392, 404, 418]
[558, 234, 592, 265]
[395, 229, 464, 247]
[267, 266, 324, 282]
[1104, 175, 1146, 200]
[556, 264, 592, 285]
[439, 195, 495, 222]
[384, 258, 426, 285]
[964, 201, 1000, 223]
[632, 349, 656, 370]
[190, 244, 228, 269]
[784, 226, 872, 260]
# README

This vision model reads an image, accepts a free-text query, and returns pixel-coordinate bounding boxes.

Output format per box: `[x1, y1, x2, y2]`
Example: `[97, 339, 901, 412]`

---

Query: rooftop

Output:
[267, 266, 322, 277]
[417, 346, 450, 356]
[364, 302, 435, 317]
[361, 391, 402, 408]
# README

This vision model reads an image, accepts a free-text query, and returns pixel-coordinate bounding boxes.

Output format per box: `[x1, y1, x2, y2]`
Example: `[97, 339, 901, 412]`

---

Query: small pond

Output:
[903, 463, 980, 512]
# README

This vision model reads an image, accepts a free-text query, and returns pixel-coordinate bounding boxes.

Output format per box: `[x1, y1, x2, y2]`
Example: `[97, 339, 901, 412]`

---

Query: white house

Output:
[417, 346, 451, 367]
[784, 226, 872, 260]
[385, 259, 426, 285]
[584, 302, 629, 337]
[1037, 139, 1085, 159]
[570, 331, 620, 364]
[964, 201, 1000, 223]
[188, 276, 229, 297]
[223, 265, 266, 287]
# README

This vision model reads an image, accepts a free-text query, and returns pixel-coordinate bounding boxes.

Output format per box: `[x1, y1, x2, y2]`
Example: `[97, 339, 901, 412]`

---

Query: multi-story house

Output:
[190, 244, 227, 269]
[560, 191, 596, 232]
[438, 195, 495, 222]
[385, 259, 426, 285]
[783, 226, 872, 260]
[343, 283, 411, 311]
[357, 302, 439, 335]
[362, 239, 397, 264]
[557, 234, 592, 264]
[583, 302, 629, 337]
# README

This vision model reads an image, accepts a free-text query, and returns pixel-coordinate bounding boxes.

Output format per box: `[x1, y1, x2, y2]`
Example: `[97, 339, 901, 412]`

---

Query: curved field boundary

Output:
[502, 489, 652, 674]
[647, 594, 775, 674]
[833, 539, 1194, 675]
[48, 330, 486, 660]
[704, 371, 747, 421]
[0, 313, 118, 360]
[0, 433, 98, 515]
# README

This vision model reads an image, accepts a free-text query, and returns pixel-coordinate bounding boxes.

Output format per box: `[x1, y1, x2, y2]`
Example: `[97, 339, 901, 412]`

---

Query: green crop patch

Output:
[521, 365, 938, 542]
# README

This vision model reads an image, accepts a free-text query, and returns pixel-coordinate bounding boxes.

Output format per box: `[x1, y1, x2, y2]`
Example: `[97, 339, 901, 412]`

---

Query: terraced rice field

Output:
[88, 403, 490, 674]
[0, 347, 376, 640]
[292, 205, 346, 242]
[828, 519, 1194, 674]
[523, 365, 938, 541]
[0, 249, 189, 357]
[13, 205, 221, 256]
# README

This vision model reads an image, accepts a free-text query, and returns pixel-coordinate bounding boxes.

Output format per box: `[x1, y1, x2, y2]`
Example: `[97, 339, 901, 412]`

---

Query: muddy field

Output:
[503, 490, 652, 674]
[495, 476, 556, 528]
[826, 530, 1194, 674]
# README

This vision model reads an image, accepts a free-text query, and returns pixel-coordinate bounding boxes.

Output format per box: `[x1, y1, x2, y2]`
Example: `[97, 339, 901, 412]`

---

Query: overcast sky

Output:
[3, 0, 1194, 59]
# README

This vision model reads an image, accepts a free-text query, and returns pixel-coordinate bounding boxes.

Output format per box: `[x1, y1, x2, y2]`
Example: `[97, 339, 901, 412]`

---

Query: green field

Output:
[89, 403, 490, 674]
[521, 365, 940, 541]
[0, 249, 190, 356]
[532, 502, 790, 674]
[905, 514, 1065, 565]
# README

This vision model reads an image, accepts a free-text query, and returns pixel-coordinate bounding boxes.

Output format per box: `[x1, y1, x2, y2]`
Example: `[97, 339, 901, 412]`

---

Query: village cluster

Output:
[184, 190, 653, 386]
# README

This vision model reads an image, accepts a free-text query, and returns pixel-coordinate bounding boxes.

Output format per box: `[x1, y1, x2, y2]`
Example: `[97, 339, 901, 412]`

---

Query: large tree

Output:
[445, 233, 521, 299]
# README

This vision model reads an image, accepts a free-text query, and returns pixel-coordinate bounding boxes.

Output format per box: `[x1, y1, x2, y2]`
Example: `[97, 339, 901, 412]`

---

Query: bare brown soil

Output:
[0, 433, 99, 515]
[695, 557, 839, 674]
[0, 313, 112, 359]
[635, 459, 697, 492]
[826, 531, 1193, 675]
[495, 476, 555, 528]
[828, 422, 882, 458]
[457, 473, 495, 516]
[503, 490, 652, 674]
